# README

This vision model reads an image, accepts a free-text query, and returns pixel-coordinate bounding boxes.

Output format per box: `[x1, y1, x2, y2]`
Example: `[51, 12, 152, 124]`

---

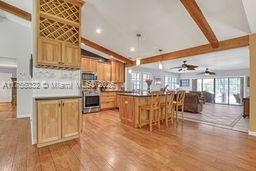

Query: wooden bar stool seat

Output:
[139, 92, 161, 131]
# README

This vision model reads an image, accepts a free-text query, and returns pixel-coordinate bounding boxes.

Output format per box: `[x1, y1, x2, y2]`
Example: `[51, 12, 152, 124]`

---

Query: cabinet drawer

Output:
[101, 92, 116, 97]
[101, 96, 116, 102]
[101, 101, 116, 109]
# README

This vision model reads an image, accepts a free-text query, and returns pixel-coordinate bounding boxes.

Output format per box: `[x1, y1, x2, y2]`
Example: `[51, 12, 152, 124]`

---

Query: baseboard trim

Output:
[32, 138, 37, 145]
[17, 115, 30, 118]
[248, 131, 256, 136]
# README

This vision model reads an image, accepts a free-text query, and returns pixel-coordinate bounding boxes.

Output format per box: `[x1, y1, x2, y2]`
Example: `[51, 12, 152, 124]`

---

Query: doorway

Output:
[0, 69, 17, 119]
[197, 77, 244, 105]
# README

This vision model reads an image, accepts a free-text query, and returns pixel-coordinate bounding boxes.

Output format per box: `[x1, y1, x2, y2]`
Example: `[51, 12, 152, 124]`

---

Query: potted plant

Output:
[145, 79, 153, 93]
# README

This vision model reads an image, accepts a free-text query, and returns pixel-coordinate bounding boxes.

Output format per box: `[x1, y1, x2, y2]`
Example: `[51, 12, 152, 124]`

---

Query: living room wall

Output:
[179, 69, 250, 98]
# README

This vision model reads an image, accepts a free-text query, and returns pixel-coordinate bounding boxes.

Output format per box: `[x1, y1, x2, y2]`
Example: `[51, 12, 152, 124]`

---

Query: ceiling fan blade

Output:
[178, 68, 183, 72]
[209, 72, 216, 75]
[197, 72, 205, 75]
[186, 64, 198, 68]
[187, 67, 196, 70]
[170, 66, 182, 69]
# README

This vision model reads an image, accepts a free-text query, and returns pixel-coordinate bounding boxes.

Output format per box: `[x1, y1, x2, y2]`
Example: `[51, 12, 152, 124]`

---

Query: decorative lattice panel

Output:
[40, 17, 79, 44]
[40, 0, 79, 23]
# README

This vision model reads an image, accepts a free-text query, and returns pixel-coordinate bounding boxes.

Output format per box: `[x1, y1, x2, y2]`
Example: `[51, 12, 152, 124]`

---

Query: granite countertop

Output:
[117, 92, 153, 97]
[101, 90, 133, 93]
[34, 96, 82, 100]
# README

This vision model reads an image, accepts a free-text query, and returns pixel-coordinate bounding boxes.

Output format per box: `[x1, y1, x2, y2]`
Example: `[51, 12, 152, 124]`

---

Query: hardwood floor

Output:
[1, 109, 256, 170]
[0, 103, 16, 119]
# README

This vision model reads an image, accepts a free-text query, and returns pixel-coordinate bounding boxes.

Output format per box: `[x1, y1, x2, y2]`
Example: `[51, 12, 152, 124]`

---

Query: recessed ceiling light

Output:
[96, 28, 102, 34]
[81, 43, 85, 45]
[130, 47, 135, 52]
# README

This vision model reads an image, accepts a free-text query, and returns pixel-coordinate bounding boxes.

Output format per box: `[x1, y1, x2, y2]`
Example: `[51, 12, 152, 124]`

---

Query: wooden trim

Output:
[180, 0, 219, 48]
[64, 0, 85, 7]
[40, 12, 79, 27]
[0, 1, 31, 21]
[81, 38, 133, 64]
[136, 35, 249, 65]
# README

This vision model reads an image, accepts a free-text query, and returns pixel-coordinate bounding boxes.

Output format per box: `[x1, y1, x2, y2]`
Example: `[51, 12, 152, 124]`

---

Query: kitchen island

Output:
[118, 93, 166, 128]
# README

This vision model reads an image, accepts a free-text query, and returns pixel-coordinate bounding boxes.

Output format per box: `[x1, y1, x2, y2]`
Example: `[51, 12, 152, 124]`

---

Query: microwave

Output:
[81, 72, 97, 80]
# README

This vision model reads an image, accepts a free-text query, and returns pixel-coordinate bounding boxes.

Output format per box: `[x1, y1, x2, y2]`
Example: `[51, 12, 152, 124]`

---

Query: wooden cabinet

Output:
[81, 57, 98, 72]
[36, 0, 83, 69]
[37, 98, 81, 147]
[37, 38, 62, 66]
[37, 100, 61, 145]
[61, 99, 80, 138]
[100, 92, 117, 109]
[80, 57, 125, 82]
[116, 94, 121, 108]
[62, 43, 80, 68]
[119, 95, 134, 126]
[37, 39, 80, 68]
[111, 61, 125, 83]
[97, 62, 111, 81]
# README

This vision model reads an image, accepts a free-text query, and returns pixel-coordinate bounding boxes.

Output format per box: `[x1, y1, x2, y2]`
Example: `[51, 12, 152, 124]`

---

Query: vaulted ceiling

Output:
[82, 0, 253, 60]
[0, 0, 255, 70]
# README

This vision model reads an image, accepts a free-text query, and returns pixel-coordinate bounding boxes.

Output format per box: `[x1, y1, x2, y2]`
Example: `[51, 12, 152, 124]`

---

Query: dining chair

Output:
[139, 91, 161, 131]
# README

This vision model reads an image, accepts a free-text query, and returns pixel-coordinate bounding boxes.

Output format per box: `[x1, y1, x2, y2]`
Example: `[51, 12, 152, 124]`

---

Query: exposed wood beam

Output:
[0, 1, 31, 21]
[132, 35, 249, 66]
[81, 38, 133, 64]
[180, 0, 219, 48]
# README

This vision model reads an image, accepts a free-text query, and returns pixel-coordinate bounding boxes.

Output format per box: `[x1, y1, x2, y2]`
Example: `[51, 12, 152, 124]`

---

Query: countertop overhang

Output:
[34, 96, 82, 100]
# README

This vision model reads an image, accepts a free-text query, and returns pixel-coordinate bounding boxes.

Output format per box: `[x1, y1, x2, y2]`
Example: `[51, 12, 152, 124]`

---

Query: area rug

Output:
[183, 104, 243, 128]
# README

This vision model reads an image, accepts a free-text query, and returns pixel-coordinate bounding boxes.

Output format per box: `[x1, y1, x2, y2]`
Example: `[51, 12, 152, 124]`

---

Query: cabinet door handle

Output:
[59, 103, 61, 107]
[62, 102, 64, 107]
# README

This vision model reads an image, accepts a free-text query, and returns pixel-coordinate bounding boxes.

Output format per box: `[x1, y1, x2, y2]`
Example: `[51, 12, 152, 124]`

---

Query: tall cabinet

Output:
[36, 0, 84, 69]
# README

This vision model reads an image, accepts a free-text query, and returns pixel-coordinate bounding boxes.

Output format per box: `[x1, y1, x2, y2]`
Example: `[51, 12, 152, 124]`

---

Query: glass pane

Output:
[197, 79, 202, 91]
[203, 79, 214, 103]
[215, 78, 229, 104]
[142, 73, 150, 91]
[229, 77, 242, 105]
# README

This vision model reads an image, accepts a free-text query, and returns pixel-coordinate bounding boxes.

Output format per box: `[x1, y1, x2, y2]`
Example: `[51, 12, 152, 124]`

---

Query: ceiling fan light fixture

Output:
[128, 68, 132, 74]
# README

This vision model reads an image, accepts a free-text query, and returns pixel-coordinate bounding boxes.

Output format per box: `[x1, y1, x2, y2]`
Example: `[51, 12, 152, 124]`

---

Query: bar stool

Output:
[173, 90, 186, 122]
[139, 92, 161, 131]
[160, 91, 175, 126]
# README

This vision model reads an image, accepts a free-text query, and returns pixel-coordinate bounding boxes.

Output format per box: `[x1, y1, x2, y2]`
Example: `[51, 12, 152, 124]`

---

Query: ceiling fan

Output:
[197, 68, 216, 75]
[170, 61, 198, 72]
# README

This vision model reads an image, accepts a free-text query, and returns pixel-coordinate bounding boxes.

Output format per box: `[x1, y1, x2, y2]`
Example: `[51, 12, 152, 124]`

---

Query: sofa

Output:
[183, 93, 203, 113]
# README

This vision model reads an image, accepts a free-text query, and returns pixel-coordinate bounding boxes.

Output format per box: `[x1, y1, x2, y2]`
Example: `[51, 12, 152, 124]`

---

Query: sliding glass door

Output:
[202, 79, 215, 103]
[229, 78, 243, 105]
[197, 77, 244, 105]
[215, 78, 229, 104]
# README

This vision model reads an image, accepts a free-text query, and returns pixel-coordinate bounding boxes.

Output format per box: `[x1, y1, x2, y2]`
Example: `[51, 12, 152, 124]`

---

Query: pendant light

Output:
[128, 68, 132, 74]
[136, 34, 141, 66]
[158, 49, 163, 70]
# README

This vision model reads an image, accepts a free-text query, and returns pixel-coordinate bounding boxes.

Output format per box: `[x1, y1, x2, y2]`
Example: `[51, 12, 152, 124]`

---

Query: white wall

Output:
[179, 69, 250, 97]
[125, 66, 179, 91]
[0, 73, 12, 102]
[0, 19, 33, 118]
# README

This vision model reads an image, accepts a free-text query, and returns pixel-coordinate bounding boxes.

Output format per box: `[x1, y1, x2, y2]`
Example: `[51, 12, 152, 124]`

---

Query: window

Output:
[196, 77, 244, 105]
[180, 79, 190, 87]
[131, 72, 140, 91]
[197, 79, 202, 91]
[142, 73, 151, 91]
[165, 76, 178, 90]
